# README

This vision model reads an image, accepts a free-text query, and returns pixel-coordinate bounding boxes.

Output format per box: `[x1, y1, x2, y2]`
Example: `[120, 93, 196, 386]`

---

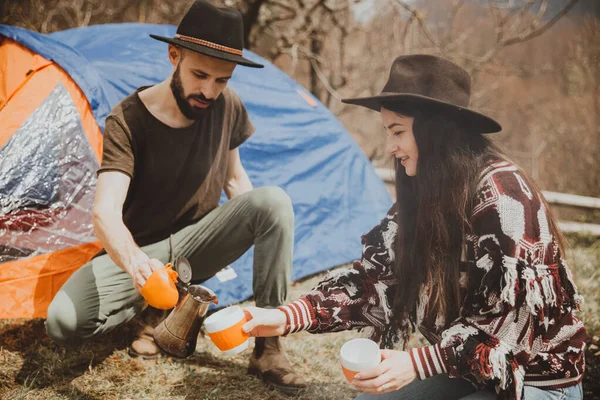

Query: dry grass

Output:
[1, 246, 599, 400]
[566, 237, 600, 399]
[566, 237, 600, 334]
[0, 270, 369, 400]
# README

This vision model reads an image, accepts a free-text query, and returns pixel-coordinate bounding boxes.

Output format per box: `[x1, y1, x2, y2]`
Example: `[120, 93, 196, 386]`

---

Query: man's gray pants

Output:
[46, 186, 293, 346]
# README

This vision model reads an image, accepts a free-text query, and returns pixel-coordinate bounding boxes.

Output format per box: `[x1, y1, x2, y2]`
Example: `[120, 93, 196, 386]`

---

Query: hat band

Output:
[174, 34, 243, 56]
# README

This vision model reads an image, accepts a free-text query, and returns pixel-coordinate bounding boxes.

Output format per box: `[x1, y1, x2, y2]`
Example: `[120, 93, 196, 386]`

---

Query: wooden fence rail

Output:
[374, 168, 600, 236]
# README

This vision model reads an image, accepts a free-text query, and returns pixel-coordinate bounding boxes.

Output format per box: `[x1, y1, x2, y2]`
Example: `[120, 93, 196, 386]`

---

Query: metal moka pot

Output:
[153, 257, 218, 358]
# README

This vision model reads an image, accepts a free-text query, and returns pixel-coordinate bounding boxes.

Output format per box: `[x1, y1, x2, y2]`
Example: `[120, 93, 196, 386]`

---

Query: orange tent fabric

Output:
[0, 38, 102, 158]
[0, 38, 103, 318]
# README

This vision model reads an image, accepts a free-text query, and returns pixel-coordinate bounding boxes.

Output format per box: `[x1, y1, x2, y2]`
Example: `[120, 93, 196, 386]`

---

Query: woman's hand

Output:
[351, 350, 417, 394]
[242, 306, 287, 337]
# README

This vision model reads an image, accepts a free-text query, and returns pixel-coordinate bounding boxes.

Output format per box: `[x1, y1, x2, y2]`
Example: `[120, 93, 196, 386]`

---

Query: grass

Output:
[566, 234, 600, 334]
[1, 239, 599, 399]
[0, 271, 368, 400]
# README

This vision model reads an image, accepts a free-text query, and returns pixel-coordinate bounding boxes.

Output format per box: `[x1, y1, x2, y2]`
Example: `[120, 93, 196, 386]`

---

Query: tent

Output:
[0, 23, 392, 318]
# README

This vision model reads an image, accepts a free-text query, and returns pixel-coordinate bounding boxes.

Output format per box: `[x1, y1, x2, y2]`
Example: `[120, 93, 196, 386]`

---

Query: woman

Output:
[242, 55, 586, 400]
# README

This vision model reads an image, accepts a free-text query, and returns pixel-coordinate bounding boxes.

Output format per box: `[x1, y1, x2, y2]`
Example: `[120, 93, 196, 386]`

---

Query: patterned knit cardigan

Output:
[278, 160, 587, 400]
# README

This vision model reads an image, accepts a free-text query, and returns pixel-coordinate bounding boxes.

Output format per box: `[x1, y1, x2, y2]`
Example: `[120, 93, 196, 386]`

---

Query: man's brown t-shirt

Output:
[98, 86, 254, 246]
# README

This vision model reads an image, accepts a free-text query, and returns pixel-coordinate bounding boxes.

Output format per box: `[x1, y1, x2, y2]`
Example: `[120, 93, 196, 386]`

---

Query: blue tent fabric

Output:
[1, 23, 393, 308]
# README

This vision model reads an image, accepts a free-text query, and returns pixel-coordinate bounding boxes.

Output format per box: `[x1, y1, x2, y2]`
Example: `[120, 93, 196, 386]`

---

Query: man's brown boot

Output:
[129, 308, 167, 359]
[248, 337, 308, 396]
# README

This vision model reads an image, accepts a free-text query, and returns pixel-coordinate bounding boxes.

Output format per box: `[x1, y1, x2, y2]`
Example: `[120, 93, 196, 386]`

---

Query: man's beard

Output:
[170, 64, 214, 120]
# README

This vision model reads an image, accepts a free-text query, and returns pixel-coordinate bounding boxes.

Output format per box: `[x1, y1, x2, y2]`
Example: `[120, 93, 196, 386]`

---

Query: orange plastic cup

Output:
[340, 338, 381, 383]
[203, 306, 249, 356]
[140, 263, 179, 310]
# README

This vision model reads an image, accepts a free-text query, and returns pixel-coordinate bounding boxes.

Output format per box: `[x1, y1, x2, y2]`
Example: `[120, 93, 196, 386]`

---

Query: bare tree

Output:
[3, 0, 591, 196]
[1, 0, 193, 31]
[0, 0, 581, 103]
[244, 0, 362, 104]
[338, 0, 581, 163]
[2, 0, 361, 105]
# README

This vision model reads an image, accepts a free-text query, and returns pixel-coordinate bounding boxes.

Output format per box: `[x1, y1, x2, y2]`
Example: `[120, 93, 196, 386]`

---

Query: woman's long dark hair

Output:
[385, 101, 566, 326]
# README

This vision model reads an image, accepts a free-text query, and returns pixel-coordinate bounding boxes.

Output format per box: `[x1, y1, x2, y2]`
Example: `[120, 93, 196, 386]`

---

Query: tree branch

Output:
[243, 0, 269, 47]
[499, 0, 579, 47]
[392, 0, 439, 48]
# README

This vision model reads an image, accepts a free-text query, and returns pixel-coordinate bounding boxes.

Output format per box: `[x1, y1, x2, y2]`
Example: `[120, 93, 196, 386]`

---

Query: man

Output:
[45, 0, 306, 395]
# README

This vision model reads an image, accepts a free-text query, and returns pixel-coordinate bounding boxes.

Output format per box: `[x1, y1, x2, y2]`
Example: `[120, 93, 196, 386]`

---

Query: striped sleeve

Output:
[277, 298, 317, 334]
[409, 344, 449, 380]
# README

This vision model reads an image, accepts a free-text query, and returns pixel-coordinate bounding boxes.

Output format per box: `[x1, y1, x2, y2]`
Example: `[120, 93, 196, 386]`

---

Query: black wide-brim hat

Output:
[150, 0, 263, 68]
[342, 55, 501, 133]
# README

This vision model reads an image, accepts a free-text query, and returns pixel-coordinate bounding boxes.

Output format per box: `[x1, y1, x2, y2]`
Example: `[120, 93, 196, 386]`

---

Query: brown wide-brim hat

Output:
[150, 0, 263, 68]
[342, 55, 501, 133]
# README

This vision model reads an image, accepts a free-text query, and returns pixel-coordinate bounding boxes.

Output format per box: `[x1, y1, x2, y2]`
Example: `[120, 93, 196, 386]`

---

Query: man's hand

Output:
[129, 258, 165, 293]
[242, 306, 287, 337]
[351, 350, 417, 394]
[224, 148, 253, 199]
